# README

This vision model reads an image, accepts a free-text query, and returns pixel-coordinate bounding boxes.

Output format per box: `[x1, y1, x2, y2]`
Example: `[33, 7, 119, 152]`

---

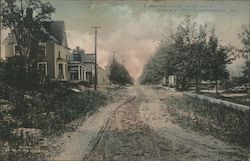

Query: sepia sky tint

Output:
[1, 0, 250, 80]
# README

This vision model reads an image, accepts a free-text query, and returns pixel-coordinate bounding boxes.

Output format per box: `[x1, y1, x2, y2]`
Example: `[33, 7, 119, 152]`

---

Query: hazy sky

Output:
[1, 0, 250, 80]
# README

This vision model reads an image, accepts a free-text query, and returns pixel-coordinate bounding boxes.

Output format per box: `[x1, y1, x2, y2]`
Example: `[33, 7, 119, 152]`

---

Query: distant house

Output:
[168, 75, 177, 87]
[97, 66, 110, 85]
[162, 75, 177, 87]
[3, 21, 70, 81]
[68, 47, 95, 83]
[68, 46, 110, 84]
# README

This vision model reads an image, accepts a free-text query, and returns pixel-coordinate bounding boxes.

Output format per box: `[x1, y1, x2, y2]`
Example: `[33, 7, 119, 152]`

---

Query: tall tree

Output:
[140, 17, 232, 94]
[201, 28, 232, 95]
[239, 27, 250, 80]
[168, 17, 208, 91]
[242, 61, 250, 81]
[0, 0, 55, 112]
[109, 57, 133, 85]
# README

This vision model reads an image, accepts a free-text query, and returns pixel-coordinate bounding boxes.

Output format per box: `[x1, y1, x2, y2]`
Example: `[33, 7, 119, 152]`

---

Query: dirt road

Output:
[51, 86, 248, 161]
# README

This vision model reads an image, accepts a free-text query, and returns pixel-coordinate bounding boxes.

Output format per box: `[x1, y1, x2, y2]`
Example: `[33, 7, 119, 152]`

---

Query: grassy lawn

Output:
[165, 95, 250, 148]
[0, 81, 110, 161]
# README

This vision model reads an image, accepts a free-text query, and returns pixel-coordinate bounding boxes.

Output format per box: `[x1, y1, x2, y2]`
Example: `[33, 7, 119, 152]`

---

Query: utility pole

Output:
[92, 26, 101, 91]
[0, 0, 2, 59]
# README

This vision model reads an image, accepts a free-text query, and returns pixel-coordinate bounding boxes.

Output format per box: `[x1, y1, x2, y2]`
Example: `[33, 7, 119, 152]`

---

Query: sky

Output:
[1, 0, 250, 80]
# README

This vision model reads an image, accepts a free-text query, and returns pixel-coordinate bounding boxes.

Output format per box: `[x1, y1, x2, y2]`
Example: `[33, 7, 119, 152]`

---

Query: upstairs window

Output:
[38, 62, 47, 75]
[39, 43, 46, 57]
[58, 51, 61, 58]
[73, 53, 81, 61]
[14, 44, 20, 56]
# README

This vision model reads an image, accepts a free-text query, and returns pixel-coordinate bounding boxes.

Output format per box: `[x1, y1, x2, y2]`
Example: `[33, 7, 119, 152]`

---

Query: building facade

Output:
[69, 47, 110, 84]
[3, 23, 109, 85]
[3, 21, 70, 81]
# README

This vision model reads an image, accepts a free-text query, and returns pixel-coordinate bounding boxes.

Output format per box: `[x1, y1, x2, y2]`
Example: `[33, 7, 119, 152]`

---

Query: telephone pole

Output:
[92, 26, 101, 91]
[0, 0, 2, 59]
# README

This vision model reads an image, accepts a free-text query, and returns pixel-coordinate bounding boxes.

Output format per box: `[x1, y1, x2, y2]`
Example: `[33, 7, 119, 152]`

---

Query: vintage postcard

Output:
[0, 0, 250, 161]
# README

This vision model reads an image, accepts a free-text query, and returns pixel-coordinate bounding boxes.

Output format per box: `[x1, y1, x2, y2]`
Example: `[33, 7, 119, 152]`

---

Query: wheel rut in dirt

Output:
[83, 95, 161, 161]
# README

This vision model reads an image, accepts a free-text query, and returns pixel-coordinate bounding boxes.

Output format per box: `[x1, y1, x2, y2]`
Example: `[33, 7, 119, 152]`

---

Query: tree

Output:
[0, 0, 55, 113]
[202, 28, 232, 95]
[140, 17, 208, 91]
[239, 27, 250, 80]
[140, 17, 232, 94]
[242, 61, 250, 81]
[109, 57, 133, 85]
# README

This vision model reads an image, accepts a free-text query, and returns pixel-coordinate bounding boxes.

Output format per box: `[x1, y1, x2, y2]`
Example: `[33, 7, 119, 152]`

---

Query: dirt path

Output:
[84, 86, 248, 161]
[48, 85, 248, 161]
[139, 86, 248, 161]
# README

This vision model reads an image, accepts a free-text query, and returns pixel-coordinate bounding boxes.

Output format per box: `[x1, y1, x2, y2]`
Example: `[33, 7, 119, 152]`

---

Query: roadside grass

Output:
[0, 81, 109, 161]
[201, 92, 250, 107]
[165, 95, 250, 148]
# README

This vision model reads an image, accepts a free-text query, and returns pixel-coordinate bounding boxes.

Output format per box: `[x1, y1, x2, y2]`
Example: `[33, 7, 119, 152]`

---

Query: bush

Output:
[0, 80, 108, 160]
[109, 57, 133, 85]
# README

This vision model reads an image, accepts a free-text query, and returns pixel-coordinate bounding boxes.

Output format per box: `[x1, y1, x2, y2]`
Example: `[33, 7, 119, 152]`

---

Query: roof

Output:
[69, 47, 95, 63]
[85, 54, 95, 62]
[42, 21, 69, 48]
[3, 21, 69, 49]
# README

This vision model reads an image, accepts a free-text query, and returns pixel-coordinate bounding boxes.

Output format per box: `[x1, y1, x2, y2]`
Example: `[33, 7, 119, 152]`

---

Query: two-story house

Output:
[68, 46, 110, 84]
[3, 21, 70, 81]
[68, 47, 95, 83]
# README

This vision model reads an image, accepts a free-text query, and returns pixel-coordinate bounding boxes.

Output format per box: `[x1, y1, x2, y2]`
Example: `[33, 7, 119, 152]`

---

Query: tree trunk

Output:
[215, 79, 219, 96]
[175, 76, 180, 90]
[181, 77, 186, 91]
[195, 75, 199, 93]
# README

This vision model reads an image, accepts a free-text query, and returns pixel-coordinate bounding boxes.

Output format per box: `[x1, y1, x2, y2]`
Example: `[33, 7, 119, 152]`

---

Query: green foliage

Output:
[2, 57, 43, 90]
[0, 81, 108, 160]
[140, 17, 232, 92]
[109, 57, 133, 85]
[239, 27, 250, 81]
[0, 0, 55, 114]
[242, 60, 250, 81]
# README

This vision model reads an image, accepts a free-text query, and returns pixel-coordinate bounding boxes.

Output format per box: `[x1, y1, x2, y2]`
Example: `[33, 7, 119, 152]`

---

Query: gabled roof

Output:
[3, 21, 69, 49]
[85, 54, 95, 63]
[42, 21, 69, 48]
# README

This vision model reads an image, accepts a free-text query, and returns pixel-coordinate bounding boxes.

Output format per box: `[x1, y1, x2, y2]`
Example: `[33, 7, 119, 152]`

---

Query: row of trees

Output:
[140, 17, 234, 94]
[109, 57, 133, 85]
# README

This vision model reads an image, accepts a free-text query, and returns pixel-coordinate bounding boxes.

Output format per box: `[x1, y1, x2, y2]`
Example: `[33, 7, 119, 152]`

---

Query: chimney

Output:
[76, 46, 80, 51]
[26, 8, 33, 20]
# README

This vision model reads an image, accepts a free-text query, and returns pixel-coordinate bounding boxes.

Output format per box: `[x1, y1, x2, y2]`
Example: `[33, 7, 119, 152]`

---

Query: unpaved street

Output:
[51, 86, 248, 161]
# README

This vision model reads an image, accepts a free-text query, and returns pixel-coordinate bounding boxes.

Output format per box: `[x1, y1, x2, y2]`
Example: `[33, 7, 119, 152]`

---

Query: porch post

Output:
[84, 66, 87, 81]
[78, 65, 80, 80]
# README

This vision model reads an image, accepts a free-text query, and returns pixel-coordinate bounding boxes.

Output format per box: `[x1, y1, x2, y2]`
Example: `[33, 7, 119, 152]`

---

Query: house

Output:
[3, 19, 109, 85]
[68, 47, 94, 83]
[97, 66, 110, 85]
[3, 21, 70, 81]
[168, 75, 177, 87]
[162, 75, 177, 87]
[68, 47, 110, 84]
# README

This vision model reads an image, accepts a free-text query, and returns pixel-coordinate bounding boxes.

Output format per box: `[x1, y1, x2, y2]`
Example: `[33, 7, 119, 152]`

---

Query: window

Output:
[73, 53, 81, 61]
[38, 62, 47, 75]
[14, 44, 20, 56]
[39, 43, 46, 57]
[58, 63, 64, 79]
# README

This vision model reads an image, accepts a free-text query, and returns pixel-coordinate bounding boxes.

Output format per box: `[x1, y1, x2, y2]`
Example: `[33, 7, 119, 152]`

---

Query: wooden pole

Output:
[92, 26, 101, 91]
